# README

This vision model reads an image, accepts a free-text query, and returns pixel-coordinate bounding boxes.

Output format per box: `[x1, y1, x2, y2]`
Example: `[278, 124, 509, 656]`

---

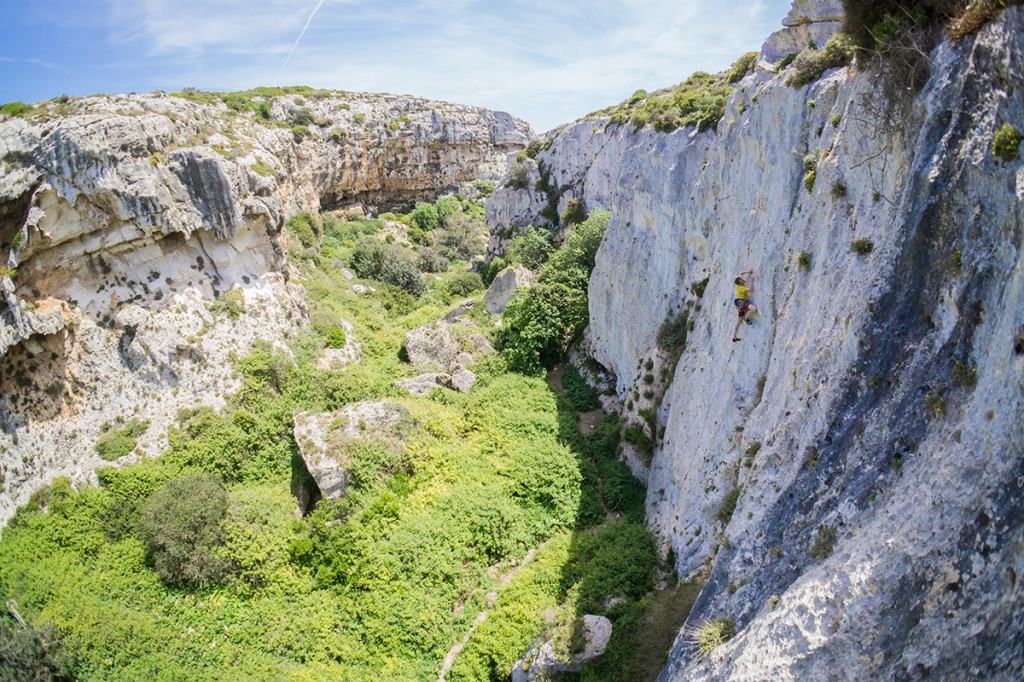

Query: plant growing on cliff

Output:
[508, 225, 554, 269]
[953, 359, 977, 388]
[690, 617, 736, 657]
[560, 197, 586, 225]
[809, 524, 837, 558]
[210, 289, 246, 318]
[992, 123, 1022, 161]
[786, 33, 856, 88]
[0, 101, 33, 118]
[717, 485, 741, 525]
[851, 238, 875, 255]
[797, 251, 812, 271]
[727, 51, 759, 84]
[95, 417, 150, 461]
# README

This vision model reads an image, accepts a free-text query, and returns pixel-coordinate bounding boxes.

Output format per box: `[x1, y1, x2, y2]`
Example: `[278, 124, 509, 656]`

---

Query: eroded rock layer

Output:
[487, 8, 1023, 680]
[0, 90, 530, 524]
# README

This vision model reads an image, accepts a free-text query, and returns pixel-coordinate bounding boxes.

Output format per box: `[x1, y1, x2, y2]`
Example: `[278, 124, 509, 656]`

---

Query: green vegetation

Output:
[209, 289, 246, 318]
[951, 0, 1024, 40]
[925, 390, 947, 415]
[0, 191, 680, 679]
[993, 123, 1022, 161]
[716, 486, 741, 525]
[562, 364, 601, 412]
[498, 211, 610, 374]
[691, 617, 736, 657]
[507, 225, 554, 269]
[797, 251, 812, 271]
[137, 474, 232, 587]
[94, 418, 150, 461]
[803, 152, 818, 192]
[786, 33, 856, 88]
[953, 359, 977, 388]
[560, 197, 587, 225]
[594, 70, 733, 134]
[0, 101, 34, 118]
[809, 524, 837, 558]
[851, 238, 874, 255]
[726, 51, 759, 84]
[0, 609, 76, 680]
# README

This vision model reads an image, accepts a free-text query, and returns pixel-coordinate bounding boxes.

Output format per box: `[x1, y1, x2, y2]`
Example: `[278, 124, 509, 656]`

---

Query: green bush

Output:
[563, 364, 601, 412]
[136, 474, 232, 587]
[482, 256, 506, 286]
[0, 101, 34, 118]
[94, 418, 150, 461]
[786, 33, 856, 88]
[498, 283, 589, 374]
[560, 197, 586, 225]
[319, 325, 347, 349]
[416, 247, 449, 273]
[433, 214, 484, 261]
[726, 51, 759, 84]
[409, 202, 440, 231]
[286, 212, 319, 248]
[657, 309, 691, 354]
[717, 486, 741, 524]
[508, 226, 554, 269]
[440, 271, 484, 297]
[993, 123, 1022, 161]
[560, 521, 657, 613]
[350, 242, 425, 295]
[953, 359, 977, 388]
[0, 612, 76, 681]
[797, 251, 812, 271]
[809, 524, 837, 558]
[692, 617, 736, 657]
[851, 238, 874, 255]
[508, 159, 531, 189]
[209, 289, 246, 318]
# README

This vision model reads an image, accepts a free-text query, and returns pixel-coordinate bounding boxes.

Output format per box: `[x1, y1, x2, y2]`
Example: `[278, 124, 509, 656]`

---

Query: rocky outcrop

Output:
[511, 615, 613, 681]
[293, 400, 414, 509]
[0, 89, 529, 526]
[485, 265, 535, 314]
[487, 6, 1024, 680]
[398, 301, 493, 394]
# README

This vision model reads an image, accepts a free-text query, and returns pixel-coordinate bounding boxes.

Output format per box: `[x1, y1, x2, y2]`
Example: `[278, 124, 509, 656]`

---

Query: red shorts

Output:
[735, 299, 751, 317]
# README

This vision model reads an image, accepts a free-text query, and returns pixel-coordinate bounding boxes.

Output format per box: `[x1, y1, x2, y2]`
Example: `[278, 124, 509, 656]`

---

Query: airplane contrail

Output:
[277, 0, 327, 82]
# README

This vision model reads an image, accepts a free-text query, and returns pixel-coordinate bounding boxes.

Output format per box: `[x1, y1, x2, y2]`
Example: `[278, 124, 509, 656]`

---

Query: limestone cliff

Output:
[487, 7, 1023, 680]
[0, 90, 530, 525]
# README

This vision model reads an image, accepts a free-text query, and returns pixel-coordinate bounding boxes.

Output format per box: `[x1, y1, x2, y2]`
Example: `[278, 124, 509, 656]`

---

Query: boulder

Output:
[485, 265, 534, 314]
[511, 615, 612, 681]
[403, 322, 460, 369]
[293, 401, 413, 505]
[441, 299, 476, 323]
[395, 372, 451, 395]
[450, 366, 476, 393]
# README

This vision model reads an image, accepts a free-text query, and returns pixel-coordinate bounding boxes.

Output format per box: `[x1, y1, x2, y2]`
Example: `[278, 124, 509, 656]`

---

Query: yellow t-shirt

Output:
[735, 284, 749, 300]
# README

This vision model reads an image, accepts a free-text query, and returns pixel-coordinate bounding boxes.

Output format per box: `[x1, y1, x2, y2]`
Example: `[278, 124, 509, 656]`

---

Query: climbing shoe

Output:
[732, 337, 740, 342]
[745, 318, 752, 325]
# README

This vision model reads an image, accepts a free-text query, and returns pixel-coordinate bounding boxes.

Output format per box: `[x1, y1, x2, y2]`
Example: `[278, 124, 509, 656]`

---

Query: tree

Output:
[137, 474, 232, 587]
[498, 283, 589, 374]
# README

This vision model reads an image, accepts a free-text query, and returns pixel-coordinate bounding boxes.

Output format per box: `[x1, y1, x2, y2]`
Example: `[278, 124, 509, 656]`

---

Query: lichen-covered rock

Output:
[293, 400, 414, 503]
[394, 372, 452, 395]
[403, 322, 461, 370]
[511, 615, 613, 681]
[484, 265, 535, 314]
[449, 366, 476, 393]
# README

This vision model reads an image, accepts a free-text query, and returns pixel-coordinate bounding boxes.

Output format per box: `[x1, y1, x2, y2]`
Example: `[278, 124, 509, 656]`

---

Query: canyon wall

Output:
[488, 7, 1023, 679]
[0, 90, 530, 525]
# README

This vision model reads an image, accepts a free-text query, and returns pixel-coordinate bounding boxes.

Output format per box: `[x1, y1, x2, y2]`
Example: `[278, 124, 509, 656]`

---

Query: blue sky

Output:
[1, 0, 791, 133]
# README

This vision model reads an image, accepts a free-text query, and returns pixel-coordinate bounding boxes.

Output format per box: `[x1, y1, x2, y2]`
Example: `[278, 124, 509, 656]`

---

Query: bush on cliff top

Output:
[593, 70, 732, 134]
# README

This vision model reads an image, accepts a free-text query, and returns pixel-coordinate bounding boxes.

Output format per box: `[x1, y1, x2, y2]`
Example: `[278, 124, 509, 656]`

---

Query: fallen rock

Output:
[469, 333, 496, 356]
[441, 299, 476, 323]
[511, 615, 613, 681]
[485, 265, 535, 315]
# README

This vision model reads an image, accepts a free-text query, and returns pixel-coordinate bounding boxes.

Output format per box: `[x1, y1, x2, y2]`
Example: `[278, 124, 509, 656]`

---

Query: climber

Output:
[732, 269, 757, 342]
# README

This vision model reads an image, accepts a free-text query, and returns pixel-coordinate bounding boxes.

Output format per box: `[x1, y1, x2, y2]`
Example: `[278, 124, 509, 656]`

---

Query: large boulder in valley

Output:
[511, 615, 612, 681]
[402, 322, 461, 369]
[293, 401, 414, 511]
[485, 265, 535, 315]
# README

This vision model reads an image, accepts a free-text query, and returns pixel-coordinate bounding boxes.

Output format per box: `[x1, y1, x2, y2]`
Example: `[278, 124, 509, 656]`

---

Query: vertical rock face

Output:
[0, 90, 531, 526]
[487, 7, 1024, 680]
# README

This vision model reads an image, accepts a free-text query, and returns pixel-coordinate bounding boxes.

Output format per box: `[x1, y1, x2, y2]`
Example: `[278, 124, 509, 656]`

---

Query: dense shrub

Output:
[137, 473, 232, 587]
[481, 256, 507, 286]
[716, 486, 741, 524]
[597, 71, 732, 134]
[433, 214, 484, 261]
[726, 51, 759, 84]
[0, 613, 76, 681]
[560, 197, 586, 225]
[350, 242, 425, 295]
[286, 212, 319, 248]
[562, 364, 601, 412]
[560, 521, 657, 613]
[851, 238, 874, 255]
[94, 417, 150, 461]
[842, 0, 960, 49]
[0, 101, 33, 118]
[409, 202, 440, 231]
[993, 123, 1022, 161]
[416, 246, 449, 273]
[440, 271, 484, 297]
[508, 226, 554, 269]
[508, 160, 531, 189]
[499, 283, 588, 374]
[657, 309, 692, 354]
[786, 33, 856, 87]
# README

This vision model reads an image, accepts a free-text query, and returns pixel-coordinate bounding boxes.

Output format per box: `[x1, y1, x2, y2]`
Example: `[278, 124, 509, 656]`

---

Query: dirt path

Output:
[437, 547, 539, 681]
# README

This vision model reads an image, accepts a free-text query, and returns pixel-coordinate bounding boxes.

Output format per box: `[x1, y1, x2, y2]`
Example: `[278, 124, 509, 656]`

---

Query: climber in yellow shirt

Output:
[732, 268, 757, 342]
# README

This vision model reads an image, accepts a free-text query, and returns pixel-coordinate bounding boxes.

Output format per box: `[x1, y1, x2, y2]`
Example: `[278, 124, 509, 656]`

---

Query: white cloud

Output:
[105, 0, 793, 131]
